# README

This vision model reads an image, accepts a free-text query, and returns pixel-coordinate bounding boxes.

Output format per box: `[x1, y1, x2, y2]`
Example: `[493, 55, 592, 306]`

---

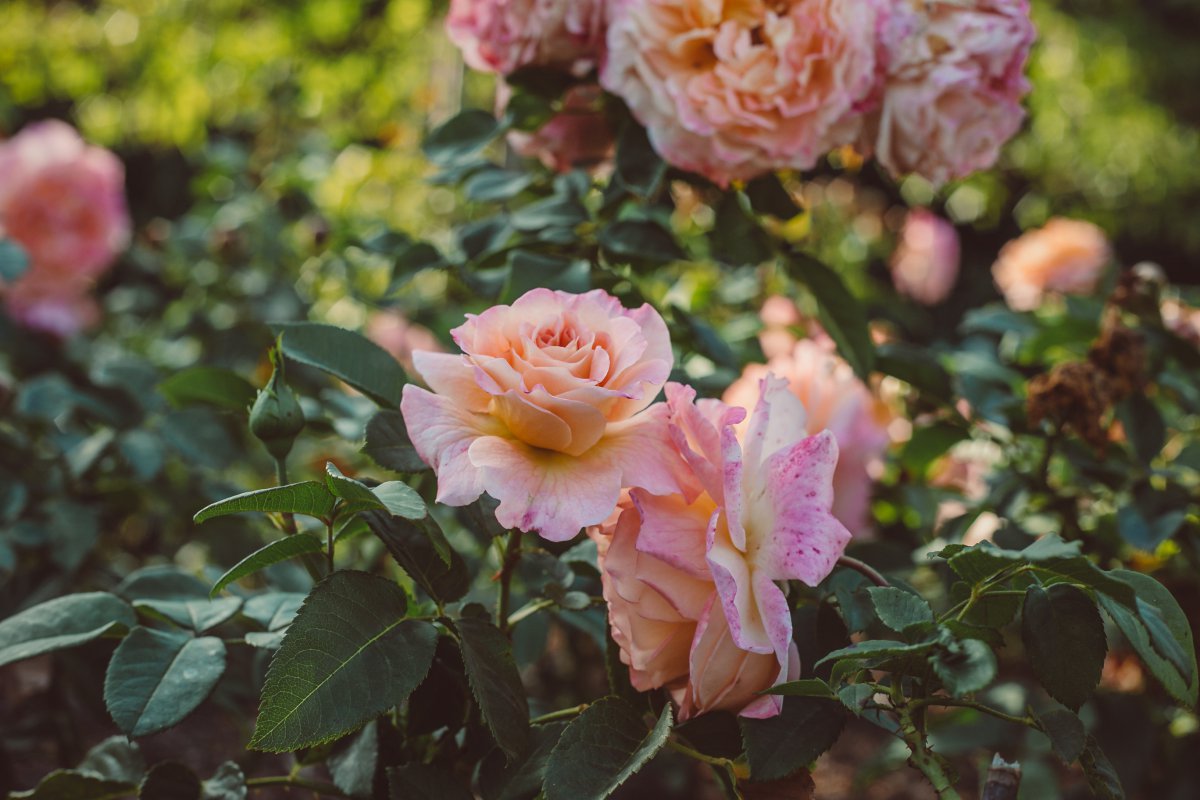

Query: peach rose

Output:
[400, 288, 684, 541]
[591, 378, 849, 719]
[0, 120, 130, 280]
[890, 209, 961, 305]
[724, 338, 891, 535]
[863, 0, 1035, 186]
[504, 84, 616, 173]
[601, 0, 885, 186]
[992, 218, 1110, 311]
[446, 0, 607, 76]
[366, 310, 443, 376]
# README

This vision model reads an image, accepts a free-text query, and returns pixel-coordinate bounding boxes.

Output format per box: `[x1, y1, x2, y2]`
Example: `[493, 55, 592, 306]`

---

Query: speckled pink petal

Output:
[706, 514, 772, 655]
[399, 385, 507, 507]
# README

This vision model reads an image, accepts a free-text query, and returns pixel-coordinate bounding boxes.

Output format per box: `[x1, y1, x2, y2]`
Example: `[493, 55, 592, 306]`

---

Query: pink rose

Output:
[2, 272, 100, 338]
[863, 0, 1035, 186]
[0, 120, 130, 280]
[504, 84, 616, 173]
[723, 338, 892, 536]
[592, 378, 849, 719]
[992, 218, 1110, 311]
[400, 288, 683, 541]
[366, 310, 443, 377]
[1162, 298, 1200, 348]
[446, 0, 607, 76]
[601, 0, 885, 187]
[890, 209, 961, 305]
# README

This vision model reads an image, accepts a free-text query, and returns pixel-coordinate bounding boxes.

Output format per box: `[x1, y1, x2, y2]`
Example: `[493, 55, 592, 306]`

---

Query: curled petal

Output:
[400, 385, 507, 506]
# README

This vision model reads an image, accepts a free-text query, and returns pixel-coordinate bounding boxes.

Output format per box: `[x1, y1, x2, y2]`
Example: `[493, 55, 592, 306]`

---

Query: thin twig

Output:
[496, 530, 522, 634]
[837, 555, 889, 587]
[530, 703, 589, 725]
[246, 776, 348, 797]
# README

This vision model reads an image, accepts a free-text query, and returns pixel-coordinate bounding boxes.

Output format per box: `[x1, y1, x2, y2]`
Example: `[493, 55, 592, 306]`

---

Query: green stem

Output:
[276, 456, 324, 583]
[246, 776, 348, 797]
[896, 705, 961, 800]
[666, 739, 738, 771]
[496, 530, 522, 634]
[508, 598, 556, 628]
[325, 518, 336, 574]
[530, 703, 588, 725]
[837, 555, 889, 587]
[911, 697, 1037, 730]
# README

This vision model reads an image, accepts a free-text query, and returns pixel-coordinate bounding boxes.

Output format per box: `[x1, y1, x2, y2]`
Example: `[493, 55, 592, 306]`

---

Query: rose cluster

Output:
[447, 0, 1036, 186]
[0, 120, 130, 337]
[400, 289, 853, 719]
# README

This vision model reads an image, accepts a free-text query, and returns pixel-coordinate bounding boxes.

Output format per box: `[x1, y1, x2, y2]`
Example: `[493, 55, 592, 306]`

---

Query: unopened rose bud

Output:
[250, 348, 305, 460]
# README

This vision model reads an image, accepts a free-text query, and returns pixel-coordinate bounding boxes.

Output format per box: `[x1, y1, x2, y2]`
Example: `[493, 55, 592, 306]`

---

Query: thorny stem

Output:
[246, 776, 348, 797]
[837, 555, 890, 587]
[943, 565, 1034, 623]
[896, 704, 962, 800]
[912, 696, 1038, 730]
[530, 703, 589, 725]
[496, 530, 522, 634]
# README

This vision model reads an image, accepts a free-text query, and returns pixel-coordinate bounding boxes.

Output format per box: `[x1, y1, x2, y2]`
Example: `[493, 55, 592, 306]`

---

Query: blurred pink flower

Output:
[504, 84, 616, 173]
[992, 218, 1111, 311]
[446, 0, 607, 76]
[0, 120, 129, 336]
[1162, 298, 1200, 348]
[400, 288, 683, 541]
[366, 310, 443, 376]
[591, 378, 849, 720]
[601, 0, 884, 186]
[891, 209, 961, 304]
[724, 338, 892, 536]
[862, 0, 1035, 186]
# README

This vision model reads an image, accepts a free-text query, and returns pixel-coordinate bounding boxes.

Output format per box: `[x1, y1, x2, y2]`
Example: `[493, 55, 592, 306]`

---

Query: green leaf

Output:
[478, 721, 566, 800]
[273, 322, 406, 406]
[836, 684, 874, 715]
[456, 605, 531, 761]
[1116, 394, 1165, 465]
[1021, 584, 1106, 710]
[785, 252, 874, 381]
[763, 679, 834, 698]
[159, 367, 257, 412]
[1033, 707, 1086, 764]
[371, 481, 427, 521]
[867, 587, 934, 635]
[250, 571, 437, 752]
[598, 220, 684, 265]
[194, 481, 336, 525]
[119, 567, 243, 633]
[1097, 570, 1198, 706]
[324, 462, 386, 515]
[544, 699, 672, 800]
[363, 510, 469, 602]
[744, 174, 800, 219]
[209, 534, 324, 597]
[0, 592, 135, 668]
[329, 721, 378, 799]
[77, 737, 146, 785]
[1080, 736, 1126, 800]
[200, 763, 245, 800]
[242, 592, 305, 631]
[708, 192, 772, 267]
[503, 250, 590, 303]
[875, 342, 954, 403]
[423, 109, 501, 166]
[613, 122, 665, 197]
[104, 627, 227, 737]
[930, 636, 996, 696]
[0, 238, 29, 281]
[139, 763, 201, 800]
[362, 410, 428, 474]
[899, 423, 968, 475]
[387, 765, 473, 800]
[9, 771, 134, 800]
[741, 696, 847, 781]
[815, 639, 934, 668]
[510, 194, 588, 231]
[465, 168, 534, 202]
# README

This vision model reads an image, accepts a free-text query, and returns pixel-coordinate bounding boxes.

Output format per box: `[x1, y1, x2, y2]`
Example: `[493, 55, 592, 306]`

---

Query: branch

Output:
[496, 530, 523, 634]
[837, 555, 889, 587]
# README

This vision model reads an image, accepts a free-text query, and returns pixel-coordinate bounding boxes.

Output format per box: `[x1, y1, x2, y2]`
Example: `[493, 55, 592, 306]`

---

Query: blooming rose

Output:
[366, 310, 443, 377]
[601, 0, 885, 187]
[503, 84, 616, 173]
[992, 218, 1110, 311]
[446, 0, 607, 76]
[400, 289, 683, 541]
[0, 120, 129, 336]
[863, 0, 1035, 186]
[890, 209, 961, 305]
[724, 338, 892, 535]
[592, 378, 850, 719]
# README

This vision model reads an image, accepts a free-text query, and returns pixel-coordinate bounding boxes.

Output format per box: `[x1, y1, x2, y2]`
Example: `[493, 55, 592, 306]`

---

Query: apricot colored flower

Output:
[724, 338, 891, 535]
[864, 0, 1035, 186]
[446, 0, 607, 76]
[400, 289, 682, 541]
[891, 209, 961, 305]
[504, 84, 616, 173]
[0, 120, 129, 336]
[366, 310, 443, 377]
[601, 0, 884, 186]
[992, 218, 1110, 311]
[592, 378, 850, 720]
